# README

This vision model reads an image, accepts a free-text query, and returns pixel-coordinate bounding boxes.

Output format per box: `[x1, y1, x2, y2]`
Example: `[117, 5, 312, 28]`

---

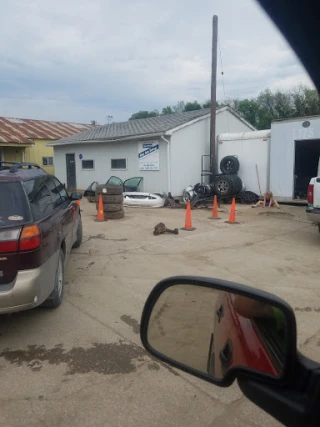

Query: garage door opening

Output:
[294, 139, 320, 198]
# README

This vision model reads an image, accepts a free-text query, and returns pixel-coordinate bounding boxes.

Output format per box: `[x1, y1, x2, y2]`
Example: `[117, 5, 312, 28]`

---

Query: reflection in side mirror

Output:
[144, 282, 290, 383]
[71, 192, 82, 201]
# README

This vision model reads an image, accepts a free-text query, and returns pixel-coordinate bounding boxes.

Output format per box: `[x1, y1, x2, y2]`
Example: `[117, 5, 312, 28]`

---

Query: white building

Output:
[270, 116, 320, 200]
[49, 107, 255, 196]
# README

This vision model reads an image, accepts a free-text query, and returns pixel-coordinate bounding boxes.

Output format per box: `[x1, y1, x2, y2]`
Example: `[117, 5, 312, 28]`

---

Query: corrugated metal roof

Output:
[0, 117, 97, 144]
[48, 106, 256, 147]
[48, 109, 212, 146]
[218, 129, 271, 141]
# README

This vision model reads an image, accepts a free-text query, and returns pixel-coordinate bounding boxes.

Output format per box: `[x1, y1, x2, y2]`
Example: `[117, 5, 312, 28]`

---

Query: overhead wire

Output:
[218, 40, 229, 132]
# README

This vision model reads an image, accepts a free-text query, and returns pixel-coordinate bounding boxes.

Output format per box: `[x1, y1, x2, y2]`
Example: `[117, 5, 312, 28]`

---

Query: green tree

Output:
[236, 99, 261, 129]
[128, 85, 320, 127]
[273, 90, 293, 118]
[172, 101, 185, 113]
[183, 101, 202, 112]
[129, 110, 159, 120]
[291, 85, 320, 117]
[162, 106, 173, 115]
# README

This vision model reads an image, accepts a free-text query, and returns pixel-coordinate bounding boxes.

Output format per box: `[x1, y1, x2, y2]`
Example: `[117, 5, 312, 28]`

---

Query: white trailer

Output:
[217, 130, 271, 196]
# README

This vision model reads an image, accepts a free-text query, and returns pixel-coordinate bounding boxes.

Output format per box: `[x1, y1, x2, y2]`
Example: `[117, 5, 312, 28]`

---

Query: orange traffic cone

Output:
[225, 198, 239, 224]
[209, 195, 220, 220]
[75, 190, 81, 207]
[181, 201, 196, 231]
[96, 194, 106, 222]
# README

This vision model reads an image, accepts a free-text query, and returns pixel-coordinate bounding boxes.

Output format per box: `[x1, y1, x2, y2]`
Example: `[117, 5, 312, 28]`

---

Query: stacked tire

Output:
[219, 156, 240, 175]
[212, 174, 243, 197]
[95, 184, 124, 220]
[211, 156, 242, 198]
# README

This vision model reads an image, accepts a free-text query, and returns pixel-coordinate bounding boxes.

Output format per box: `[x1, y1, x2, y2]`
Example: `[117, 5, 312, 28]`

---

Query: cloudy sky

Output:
[0, 0, 313, 124]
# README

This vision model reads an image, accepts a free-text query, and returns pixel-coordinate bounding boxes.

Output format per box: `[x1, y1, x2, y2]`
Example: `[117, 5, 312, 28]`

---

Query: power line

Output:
[218, 40, 229, 132]
[218, 40, 227, 102]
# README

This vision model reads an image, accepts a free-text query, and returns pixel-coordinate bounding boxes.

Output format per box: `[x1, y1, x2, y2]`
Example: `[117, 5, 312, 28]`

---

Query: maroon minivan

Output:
[0, 162, 82, 313]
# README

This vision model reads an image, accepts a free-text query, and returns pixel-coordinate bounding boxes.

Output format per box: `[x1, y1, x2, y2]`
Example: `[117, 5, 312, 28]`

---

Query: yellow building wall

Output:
[24, 139, 55, 174]
[3, 147, 24, 162]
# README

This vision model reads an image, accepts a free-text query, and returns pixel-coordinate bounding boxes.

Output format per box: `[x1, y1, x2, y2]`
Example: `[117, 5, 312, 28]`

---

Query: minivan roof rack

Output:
[0, 161, 42, 173]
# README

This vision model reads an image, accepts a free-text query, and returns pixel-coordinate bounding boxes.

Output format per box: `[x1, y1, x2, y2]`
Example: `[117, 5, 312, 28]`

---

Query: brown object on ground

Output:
[104, 209, 124, 220]
[94, 194, 123, 204]
[96, 203, 123, 212]
[153, 222, 179, 236]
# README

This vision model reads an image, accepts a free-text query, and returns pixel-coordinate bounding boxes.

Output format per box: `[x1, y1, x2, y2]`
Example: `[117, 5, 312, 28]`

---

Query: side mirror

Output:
[140, 276, 297, 387]
[70, 192, 82, 201]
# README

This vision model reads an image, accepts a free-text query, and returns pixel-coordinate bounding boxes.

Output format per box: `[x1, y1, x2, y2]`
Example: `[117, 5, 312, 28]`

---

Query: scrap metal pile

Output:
[183, 156, 260, 208]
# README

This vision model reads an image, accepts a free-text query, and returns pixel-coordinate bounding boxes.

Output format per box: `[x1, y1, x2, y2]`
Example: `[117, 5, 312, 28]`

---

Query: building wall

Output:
[53, 139, 168, 193]
[216, 109, 254, 137]
[170, 117, 210, 196]
[24, 139, 55, 174]
[169, 111, 255, 196]
[2, 147, 24, 162]
[53, 111, 255, 196]
[270, 117, 320, 198]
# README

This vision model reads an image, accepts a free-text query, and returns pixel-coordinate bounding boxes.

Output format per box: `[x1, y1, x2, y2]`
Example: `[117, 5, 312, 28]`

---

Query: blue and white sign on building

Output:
[138, 141, 160, 171]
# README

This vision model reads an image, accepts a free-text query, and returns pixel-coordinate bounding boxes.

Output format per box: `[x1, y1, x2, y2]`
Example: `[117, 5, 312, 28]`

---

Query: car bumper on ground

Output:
[0, 253, 57, 314]
[306, 207, 320, 224]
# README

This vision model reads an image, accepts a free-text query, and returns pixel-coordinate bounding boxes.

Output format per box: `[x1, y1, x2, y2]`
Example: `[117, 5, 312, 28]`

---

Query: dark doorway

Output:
[294, 139, 320, 198]
[66, 153, 76, 192]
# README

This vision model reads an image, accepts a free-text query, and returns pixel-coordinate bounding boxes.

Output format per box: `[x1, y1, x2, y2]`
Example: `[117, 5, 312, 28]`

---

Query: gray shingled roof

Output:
[48, 109, 211, 146]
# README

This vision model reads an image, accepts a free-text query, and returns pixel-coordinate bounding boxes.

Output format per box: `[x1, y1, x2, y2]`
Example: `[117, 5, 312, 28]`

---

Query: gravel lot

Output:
[1, 200, 319, 427]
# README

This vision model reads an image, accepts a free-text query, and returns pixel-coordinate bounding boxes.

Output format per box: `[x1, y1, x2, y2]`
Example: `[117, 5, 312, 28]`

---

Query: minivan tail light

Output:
[0, 229, 21, 253]
[19, 225, 41, 251]
[308, 184, 314, 204]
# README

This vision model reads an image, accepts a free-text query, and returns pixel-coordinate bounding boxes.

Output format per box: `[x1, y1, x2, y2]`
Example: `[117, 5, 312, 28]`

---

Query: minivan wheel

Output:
[41, 249, 65, 308]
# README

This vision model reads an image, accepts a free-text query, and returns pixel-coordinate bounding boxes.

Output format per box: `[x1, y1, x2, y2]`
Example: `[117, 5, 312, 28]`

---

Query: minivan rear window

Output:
[0, 182, 31, 228]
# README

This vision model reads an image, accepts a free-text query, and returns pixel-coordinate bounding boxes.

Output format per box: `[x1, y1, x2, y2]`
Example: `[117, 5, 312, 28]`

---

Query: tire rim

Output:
[217, 180, 229, 194]
[226, 161, 233, 171]
[57, 255, 63, 296]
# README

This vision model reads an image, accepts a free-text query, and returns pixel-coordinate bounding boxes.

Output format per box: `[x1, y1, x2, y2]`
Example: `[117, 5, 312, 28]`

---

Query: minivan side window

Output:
[24, 178, 55, 220]
[46, 177, 64, 208]
[51, 177, 69, 204]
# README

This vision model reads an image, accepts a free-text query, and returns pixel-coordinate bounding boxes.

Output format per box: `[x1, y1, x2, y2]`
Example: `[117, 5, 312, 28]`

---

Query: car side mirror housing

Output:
[140, 276, 297, 387]
[70, 192, 82, 201]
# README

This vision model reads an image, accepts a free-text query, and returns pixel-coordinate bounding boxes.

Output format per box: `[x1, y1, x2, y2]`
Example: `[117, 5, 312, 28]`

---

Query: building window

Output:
[42, 157, 54, 166]
[111, 158, 127, 170]
[82, 160, 94, 170]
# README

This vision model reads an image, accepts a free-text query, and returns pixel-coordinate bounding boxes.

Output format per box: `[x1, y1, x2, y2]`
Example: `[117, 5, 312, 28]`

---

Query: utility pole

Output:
[210, 15, 218, 178]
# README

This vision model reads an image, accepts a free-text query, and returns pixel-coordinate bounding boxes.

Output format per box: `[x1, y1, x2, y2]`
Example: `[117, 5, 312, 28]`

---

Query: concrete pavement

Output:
[1, 200, 319, 426]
